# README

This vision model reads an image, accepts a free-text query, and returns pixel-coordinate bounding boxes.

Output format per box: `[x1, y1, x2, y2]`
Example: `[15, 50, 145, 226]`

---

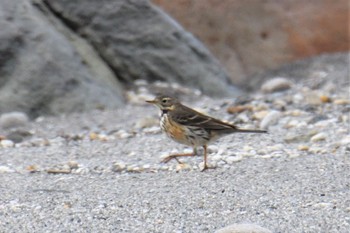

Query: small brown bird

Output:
[146, 95, 267, 171]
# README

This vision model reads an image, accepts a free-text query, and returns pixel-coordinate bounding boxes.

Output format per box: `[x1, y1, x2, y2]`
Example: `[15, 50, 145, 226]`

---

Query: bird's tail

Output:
[236, 128, 267, 133]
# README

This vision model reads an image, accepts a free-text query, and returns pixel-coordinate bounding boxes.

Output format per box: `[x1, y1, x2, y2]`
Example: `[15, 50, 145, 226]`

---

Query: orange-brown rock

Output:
[153, 0, 349, 87]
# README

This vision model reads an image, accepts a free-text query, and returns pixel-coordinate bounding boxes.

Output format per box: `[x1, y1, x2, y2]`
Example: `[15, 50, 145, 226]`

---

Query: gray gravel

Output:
[0, 75, 349, 232]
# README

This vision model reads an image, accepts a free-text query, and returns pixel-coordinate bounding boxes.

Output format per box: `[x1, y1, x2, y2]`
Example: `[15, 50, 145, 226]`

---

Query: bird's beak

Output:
[146, 99, 157, 104]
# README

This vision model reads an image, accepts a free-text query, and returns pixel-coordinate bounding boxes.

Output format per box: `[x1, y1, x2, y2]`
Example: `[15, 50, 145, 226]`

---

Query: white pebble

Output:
[260, 110, 282, 129]
[310, 132, 327, 142]
[340, 136, 350, 145]
[224, 155, 243, 164]
[0, 112, 29, 129]
[261, 77, 292, 93]
[1, 139, 14, 148]
[215, 223, 272, 233]
[207, 145, 219, 153]
[134, 117, 158, 129]
[115, 130, 133, 139]
[313, 202, 333, 209]
[0, 165, 15, 173]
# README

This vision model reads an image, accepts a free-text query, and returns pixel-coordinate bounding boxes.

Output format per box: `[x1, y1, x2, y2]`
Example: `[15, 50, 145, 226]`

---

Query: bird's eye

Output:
[162, 99, 168, 103]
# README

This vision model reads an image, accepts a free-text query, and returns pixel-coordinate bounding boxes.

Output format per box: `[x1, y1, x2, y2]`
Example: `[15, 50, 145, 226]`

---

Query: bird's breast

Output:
[160, 114, 189, 145]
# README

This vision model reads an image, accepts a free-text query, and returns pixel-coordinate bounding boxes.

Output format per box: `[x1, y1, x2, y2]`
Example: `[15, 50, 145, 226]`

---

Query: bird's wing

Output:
[171, 105, 238, 131]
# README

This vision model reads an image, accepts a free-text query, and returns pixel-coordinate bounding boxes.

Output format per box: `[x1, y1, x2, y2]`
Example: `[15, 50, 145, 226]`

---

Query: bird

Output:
[146, 95, 267, 171]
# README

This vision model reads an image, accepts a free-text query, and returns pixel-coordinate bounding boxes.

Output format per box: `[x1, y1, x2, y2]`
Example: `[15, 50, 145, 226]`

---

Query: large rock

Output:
[44, 0, 237, 97]
[153, 0, 348, 88]
[0, 0, 124, 118]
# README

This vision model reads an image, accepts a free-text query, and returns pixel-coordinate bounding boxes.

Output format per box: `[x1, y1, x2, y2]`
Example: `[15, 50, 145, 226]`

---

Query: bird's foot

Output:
[161, 153, 194, 164]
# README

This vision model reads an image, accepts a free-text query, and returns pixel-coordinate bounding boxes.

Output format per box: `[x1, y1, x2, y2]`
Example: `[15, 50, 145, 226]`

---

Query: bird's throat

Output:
[161, 109, 169, 115]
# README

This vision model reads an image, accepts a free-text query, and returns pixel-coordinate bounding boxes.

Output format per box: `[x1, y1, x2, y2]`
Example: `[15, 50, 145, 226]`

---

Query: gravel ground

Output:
[0, 72, 349, 232]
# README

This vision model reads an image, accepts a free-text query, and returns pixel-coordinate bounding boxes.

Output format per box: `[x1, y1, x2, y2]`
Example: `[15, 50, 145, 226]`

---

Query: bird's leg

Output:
[161, 148, 196, 164]
[201, 145, 209, 171]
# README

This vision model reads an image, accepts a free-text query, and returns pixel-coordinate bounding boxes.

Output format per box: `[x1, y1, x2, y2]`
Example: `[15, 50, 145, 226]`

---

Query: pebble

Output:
[340, 136, 350, 145]
[112, 162, 127, 172]
[333, 98, 350, 105]
[208, 145, 219, 154]
[319, 95, 331, 103]
[227, 105, 251, 114]
[114, 130, 133, 139]
[0, 139, 14, 148]
[261, 77, 292, 93]
[260, 110, 281, 129]
[252, 110, 268, 120]
[313, 202, 333, 209]
[309, 146, 326, 154]
[142, 126, 161, 134]
[224, 155, 243, 164]
[284, 133, 310, 143]
[176, 163, 192, 171]
[304, 91, 324, 105]
[126, 91, 154, 105]
[310, 132, 327, 142]
[0, 112, 29, 129]
[5, 130, 32, 143]
[215, 223, 272, 233]
[0, 165, 15, 173]
[134, 117, 158, 129]
[298, 145, 309, 151]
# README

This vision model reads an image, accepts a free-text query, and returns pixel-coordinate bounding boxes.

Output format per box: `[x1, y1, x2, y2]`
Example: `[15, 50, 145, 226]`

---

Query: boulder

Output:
[153, 0, 349, 88]
[44, 0, 238, 97]
[0, 0, 124, 118]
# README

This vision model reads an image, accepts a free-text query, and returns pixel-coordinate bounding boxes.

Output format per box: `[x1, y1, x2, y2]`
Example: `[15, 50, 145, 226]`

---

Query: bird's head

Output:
[146, 95, 179, 111]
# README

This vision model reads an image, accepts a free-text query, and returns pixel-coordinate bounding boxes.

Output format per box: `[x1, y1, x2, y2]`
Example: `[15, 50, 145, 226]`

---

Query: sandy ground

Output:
[0, 74, 349, 232]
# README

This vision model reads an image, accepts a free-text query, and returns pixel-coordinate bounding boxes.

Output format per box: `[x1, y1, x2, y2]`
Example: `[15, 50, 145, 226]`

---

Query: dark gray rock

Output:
[0, 0, 124, 118]
[45, 0, 238, 97]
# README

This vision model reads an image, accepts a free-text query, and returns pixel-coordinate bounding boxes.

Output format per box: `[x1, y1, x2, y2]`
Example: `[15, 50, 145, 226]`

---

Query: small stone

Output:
[112, 162, 127, 172]
[261, 77, 292, 93]
[0, 165, 15, 173]
[340, 136, 350, 145]
[224, 155, 243, 164]
[284, 133, 310, 143]
[313, 202, 333, 209]
[0, 139, 14, 148]
[333, 98, 350, 105]
[126, 91, 154, 105]
[309, 146, 326, 154]
[212, 154, 223, 161]
[176, 163, 192, 171]
[298, 145, 309, 151]
[208, 145, 219, 154]
[310, 132, 327, 142]
[97, 134, 109, 141]
[26, 165, 39, 173]
[215, 223, 272, 233]
[287, 109, 304, 117]
[46, 164, 71, 174]
[115, 130, 133, 139]
[319, 95, 331, 103]
[260, 110, 281, 129]
[252, 110, 268, 120]
[6, 130, 32, 143]
[0, 112, 29, 129]
[227, 105, 251, 114]
[74, 167, 90, 174]
[67, 161, 79, 169]
[304, 91, 323, 105]
[135, 117, 158, 129]
[89, 132, 98, 140]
